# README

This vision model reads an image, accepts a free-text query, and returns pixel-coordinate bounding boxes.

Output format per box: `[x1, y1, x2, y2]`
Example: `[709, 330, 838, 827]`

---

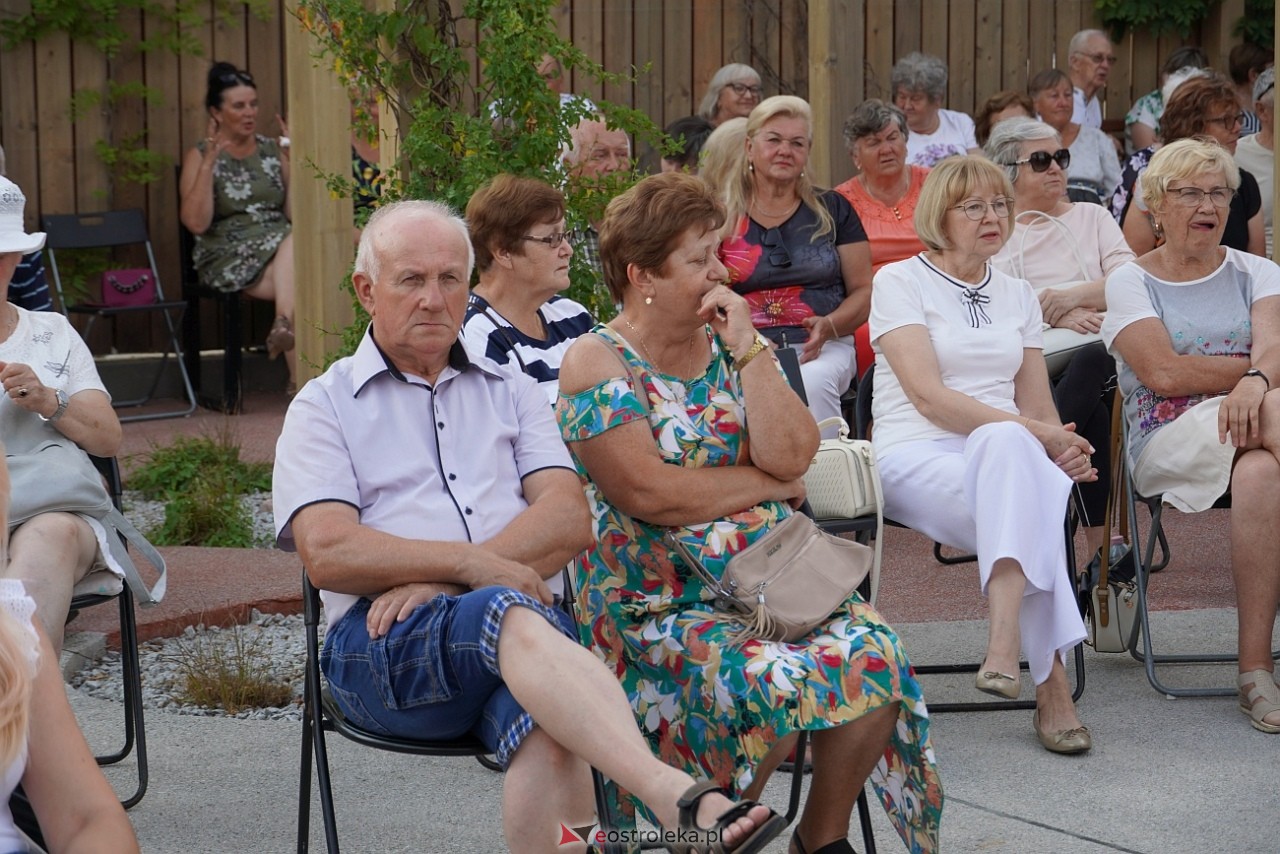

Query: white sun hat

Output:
[0, 176, 46, 255]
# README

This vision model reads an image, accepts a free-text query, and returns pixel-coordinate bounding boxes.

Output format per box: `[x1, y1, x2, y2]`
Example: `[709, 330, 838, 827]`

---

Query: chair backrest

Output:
[40, 209, 165, 312]
[854, 363, 875, 441]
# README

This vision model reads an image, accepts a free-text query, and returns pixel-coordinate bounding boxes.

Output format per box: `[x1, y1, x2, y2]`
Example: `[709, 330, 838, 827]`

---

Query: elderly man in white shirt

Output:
[272, 200, 783, 854]
[1068, 29, 1115, 129]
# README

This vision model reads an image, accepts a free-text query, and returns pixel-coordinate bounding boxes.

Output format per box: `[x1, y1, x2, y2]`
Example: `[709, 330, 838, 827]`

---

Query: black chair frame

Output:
[853, 364, 1086, 713]
[1119, 418, 1280, 697]
[42, 209, 196, 422]
[178, 219, 244, 414]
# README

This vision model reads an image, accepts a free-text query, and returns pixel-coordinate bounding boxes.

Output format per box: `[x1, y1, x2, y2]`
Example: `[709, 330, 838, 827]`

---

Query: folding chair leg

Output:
[782, 731, 807, 825]
[297, 676, 315, 854]
[856, 786, 878, 854]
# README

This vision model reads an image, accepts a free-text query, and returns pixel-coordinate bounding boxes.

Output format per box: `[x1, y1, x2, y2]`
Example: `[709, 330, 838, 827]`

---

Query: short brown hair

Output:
[974, 89, 1034, 146]
[914, 156, 1014, 251]
[465, 174, 565, 273]
[1027, 67, 1070, 100]
[1160, 74, 1239, 143]
[599, 172, 726, 305]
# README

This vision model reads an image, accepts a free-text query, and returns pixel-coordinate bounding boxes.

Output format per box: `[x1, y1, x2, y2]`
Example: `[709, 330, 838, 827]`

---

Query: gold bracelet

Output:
[733, 336, 769, 372]
[826, 315, 839, 338]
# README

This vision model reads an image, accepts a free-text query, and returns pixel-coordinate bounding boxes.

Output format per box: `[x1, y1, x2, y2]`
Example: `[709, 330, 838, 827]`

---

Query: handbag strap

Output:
[815, 416, 884, 605]
[1010, 210, 1093, 285]
[1099, 387, 1129, 591]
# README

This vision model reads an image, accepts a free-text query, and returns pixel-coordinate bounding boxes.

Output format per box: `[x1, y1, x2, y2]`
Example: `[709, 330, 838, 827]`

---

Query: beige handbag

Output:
[1087, 395, 1138, 653]
[667, 513, 872, 643]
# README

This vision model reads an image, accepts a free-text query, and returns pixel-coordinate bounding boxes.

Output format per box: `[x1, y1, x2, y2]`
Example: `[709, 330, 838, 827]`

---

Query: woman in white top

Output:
[0, 455, 139, 852]
[988, 118, 1136, 555]
[871, 156, 1095, 754]
[891, 53, 980, 167]
[1101, 139, 1280, 734]
[1029, 68, 1121, 205]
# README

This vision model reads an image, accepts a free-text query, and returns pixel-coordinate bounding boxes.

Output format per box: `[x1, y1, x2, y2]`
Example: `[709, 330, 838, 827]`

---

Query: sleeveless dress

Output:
[191, 135, 290, 293]
[555, 324, 943, 853]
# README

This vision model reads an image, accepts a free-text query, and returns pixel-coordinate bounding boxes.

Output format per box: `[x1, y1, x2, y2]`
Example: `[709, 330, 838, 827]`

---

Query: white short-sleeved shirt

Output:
[1101, 250, 1280, 460]
[870, 255, 1044, 455]
[1235, 134, 1274, 257]
[272, 329, 575, 628]
[904, 109, 978, 167]
[992, 203, 1135, 291]
[1067, 124, 1122, 200]
[0, 306, 108, 402]
[1072, 88, 1102, 129]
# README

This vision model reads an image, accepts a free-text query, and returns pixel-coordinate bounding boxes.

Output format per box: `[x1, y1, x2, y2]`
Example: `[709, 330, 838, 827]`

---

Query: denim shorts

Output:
[321, 586, 574, 768]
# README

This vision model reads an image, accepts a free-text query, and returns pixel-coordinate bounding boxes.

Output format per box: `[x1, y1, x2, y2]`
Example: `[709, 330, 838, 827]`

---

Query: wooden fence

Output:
[0, 0, 1252, 354]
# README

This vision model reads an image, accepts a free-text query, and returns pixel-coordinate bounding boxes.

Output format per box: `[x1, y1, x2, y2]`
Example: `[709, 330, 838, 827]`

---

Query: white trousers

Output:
[877, 421, 1087, 684]
[801, 334, 857, 437]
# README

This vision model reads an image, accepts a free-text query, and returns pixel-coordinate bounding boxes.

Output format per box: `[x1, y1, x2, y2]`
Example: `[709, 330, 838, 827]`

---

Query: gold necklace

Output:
[859, 170, 910, 220]
[750, 196, 800, 219]
[622, 317, 696, 386]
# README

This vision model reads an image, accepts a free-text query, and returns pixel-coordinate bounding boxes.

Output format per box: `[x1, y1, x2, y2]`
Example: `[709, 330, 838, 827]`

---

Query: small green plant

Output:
[165, 620, 294, 713]
[1234, 0, 1274, 48]
[128, 425, 271, 547]
[1093, 0, 1219, 39]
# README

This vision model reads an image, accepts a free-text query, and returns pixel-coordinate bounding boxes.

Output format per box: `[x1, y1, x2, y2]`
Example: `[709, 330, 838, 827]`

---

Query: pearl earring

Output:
[645, 296, 653, 305]
[748, 162, 755, 172]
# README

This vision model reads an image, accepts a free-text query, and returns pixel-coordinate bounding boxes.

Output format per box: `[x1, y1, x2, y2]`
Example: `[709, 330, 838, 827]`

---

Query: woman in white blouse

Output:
[871, 156, 1095, 754]
[1029, 68, 1121, 205]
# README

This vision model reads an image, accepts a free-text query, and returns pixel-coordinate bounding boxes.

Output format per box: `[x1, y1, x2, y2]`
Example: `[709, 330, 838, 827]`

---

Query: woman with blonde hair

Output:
[698, 117, 748, 196]
[719, 95, 872, 433]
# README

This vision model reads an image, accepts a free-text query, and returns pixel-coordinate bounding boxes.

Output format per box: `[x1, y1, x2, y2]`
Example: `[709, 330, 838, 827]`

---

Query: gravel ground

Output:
[69, 491, 294, 719]
[71, 610, 316, 722]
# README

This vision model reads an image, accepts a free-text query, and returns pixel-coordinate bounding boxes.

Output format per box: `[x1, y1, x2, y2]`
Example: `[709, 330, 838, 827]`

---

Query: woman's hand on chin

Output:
[698, 285, 757, 354]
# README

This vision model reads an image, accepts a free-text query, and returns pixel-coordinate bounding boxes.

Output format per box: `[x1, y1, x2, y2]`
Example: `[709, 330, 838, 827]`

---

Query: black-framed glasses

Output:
[760, 227, 792, 267]
[1014, 148, 1071, 173]
[1167, 186, 1236, 208]
[951, 198, 1012, 221]
[521, 232, 571, 248]
[1205, 112, 1247, 129]
[727, 82, 763, 97]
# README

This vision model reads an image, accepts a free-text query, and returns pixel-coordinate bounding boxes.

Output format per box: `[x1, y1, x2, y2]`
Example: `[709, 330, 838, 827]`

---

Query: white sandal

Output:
[1237, 669, 1280, 733]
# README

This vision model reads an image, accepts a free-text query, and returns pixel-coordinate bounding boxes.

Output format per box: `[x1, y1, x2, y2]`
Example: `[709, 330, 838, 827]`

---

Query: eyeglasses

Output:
[760, 227, 792, 268]
[951, 198, 1012, 221]
[1205, 112, 1247, 129]
[1166, 186, 1236, 208]
[521, 232, 571, 248]
[727, 82, 764, 97]
[1013, 148, 1071, 173]
[1075, 51, 1117, 65]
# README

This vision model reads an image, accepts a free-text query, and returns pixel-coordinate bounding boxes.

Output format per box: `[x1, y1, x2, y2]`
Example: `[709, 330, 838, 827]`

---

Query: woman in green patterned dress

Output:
[179, 61, 296, 392]
[555, 172, 942, 854]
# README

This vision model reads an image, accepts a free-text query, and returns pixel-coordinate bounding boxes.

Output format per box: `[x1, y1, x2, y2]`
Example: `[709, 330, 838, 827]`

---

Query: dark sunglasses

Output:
[218, 70, 255, 86]
[1014, 148, 1070, 173]
[760, 227, 792, 268]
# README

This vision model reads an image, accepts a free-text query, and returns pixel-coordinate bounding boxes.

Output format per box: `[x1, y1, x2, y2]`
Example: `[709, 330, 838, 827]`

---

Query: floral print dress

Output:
[192, 135, 290, 293]
[556, 324, 943, 853]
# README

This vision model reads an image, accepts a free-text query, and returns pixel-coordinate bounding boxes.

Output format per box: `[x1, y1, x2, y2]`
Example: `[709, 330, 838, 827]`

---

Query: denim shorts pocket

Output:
[326, 681, 394, 736]
[367, 601, 459, 710]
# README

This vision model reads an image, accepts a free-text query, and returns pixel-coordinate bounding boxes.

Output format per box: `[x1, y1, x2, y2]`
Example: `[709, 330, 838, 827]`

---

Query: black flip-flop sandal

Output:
[673, 780, 786, 854]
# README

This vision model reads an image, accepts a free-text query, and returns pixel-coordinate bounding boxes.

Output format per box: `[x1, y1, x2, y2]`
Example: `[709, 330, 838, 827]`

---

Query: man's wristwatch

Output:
[39, 388, 69, 424]
[1243, 368, 1270, 390]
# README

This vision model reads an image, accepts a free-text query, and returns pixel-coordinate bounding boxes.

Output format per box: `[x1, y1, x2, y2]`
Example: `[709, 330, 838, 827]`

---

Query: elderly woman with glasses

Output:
[987, 118, 1136, 559]
[891, 53, 980, 167]
[719, 96, 872, 433]
[179, 61, 297, 392]
[697, 64, 764, 128]
[872, 156, 1094, 754]
[1027, 67, 1121, 205]
[1116, 73, 1265, 257]
[835, 99, 931, 378]
[1101, 138, 1280, 734]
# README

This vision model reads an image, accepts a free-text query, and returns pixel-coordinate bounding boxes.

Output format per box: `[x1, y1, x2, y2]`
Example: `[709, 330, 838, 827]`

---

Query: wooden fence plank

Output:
[662, 3, 693, 127]
[864, 0, 895, 100]
[974, 0, 1003, 105]
[722, 0, 751, 67]
[751, 0, 782, 98]
[72, 43, 109, 212]
[894, 0, 922, 60]
[921, 0, 949, 62]
[602, 0, 635, 108]
[947, 0, 976, 113]
[144, 0, 184, 299]
[34, 33, 75, 220]
[212, 3, 248, 72]
[247, 4, 285, 136]
[691, 0, 723, 105]
[632, 0, 663, 126]
[0, 0, 40, 230]
[1026, 0, 1056, 77]
[809, 0, 861, 189]
[573, 0, 605, 102]
[1001, 0, 1029, 92]
[778, 0, 808, 97]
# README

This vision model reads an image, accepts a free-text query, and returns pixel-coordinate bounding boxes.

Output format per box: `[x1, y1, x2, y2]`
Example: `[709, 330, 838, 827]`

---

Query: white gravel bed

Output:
[71, 609, 317, 722]
[120, 489, 278, 549]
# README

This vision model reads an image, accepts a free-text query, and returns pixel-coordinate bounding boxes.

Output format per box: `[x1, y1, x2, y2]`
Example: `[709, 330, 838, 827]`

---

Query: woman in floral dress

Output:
[180, 61, 297, 391]
[556, 172, 942, 854]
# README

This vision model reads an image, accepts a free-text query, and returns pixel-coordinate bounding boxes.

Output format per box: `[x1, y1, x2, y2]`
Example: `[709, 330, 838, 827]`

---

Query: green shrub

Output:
[166, 620, 294, 714]
[130, 428, 271, 501]
[151, 472, 255, 548]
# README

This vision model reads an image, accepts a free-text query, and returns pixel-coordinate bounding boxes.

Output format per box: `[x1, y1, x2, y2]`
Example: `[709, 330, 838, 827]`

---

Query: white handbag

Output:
[803, 417, 884, 604]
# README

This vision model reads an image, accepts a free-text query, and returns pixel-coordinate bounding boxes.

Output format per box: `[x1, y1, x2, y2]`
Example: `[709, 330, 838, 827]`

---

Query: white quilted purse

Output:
[803, 417, 885, 604]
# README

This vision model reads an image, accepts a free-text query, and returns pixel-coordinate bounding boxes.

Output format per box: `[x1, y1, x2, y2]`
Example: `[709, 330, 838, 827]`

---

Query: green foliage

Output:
[48, 247, 111, 308]
[1234, 0, 1275, 47]
[296, 0, 661, 331]
[165, 621, 294, 713]
[128, 428, 271, 547]
[1093, 0, 1220, 39]
[0, 0, 273, 190]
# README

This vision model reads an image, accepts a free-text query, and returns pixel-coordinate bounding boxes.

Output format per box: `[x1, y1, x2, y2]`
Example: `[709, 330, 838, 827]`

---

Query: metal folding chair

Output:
[41, 209, 196, 422]
[1119, 413, 1280, 697]
[853, 364, 1086, 712]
